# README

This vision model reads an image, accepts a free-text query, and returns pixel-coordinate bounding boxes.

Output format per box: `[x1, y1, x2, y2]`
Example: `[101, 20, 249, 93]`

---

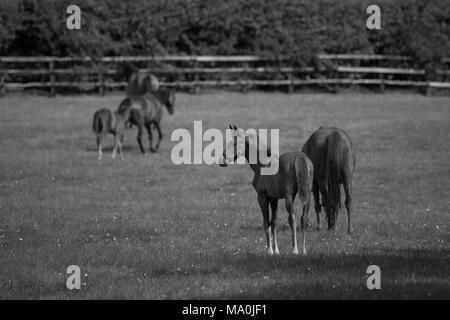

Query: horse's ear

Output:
[232, 124, 238, 130]
[229, 124, 235, 130]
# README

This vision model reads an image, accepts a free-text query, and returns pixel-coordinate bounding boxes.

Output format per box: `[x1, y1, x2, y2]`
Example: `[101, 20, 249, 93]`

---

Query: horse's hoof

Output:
[293, 249, 299, 255]
[267, 249, 274, 255]
[274, 249, 280, 255]
[302, 249, 307, 255]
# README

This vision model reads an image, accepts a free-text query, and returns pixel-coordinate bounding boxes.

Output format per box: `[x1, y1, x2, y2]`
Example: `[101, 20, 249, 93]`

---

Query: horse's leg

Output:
[300, 198, 309, 255]
[269, 200, 279, 255]
[136, 123, 145, 154]
[118, 134, 124, 160]
[343, 176, 353, 234]
[258, 194, 273, 255]
[112, 133, 118, 160]
[155, 122, 163, 150]
[96, 134, 103, 160]
[145, 122, 156, 153]
[285, 195, 299, 255]
[313, 180, 321, 230]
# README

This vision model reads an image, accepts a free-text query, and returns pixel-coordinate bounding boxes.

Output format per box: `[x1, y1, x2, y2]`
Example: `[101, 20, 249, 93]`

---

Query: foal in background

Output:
[92, 106, 131, 160]
[219, 125, 314, 255]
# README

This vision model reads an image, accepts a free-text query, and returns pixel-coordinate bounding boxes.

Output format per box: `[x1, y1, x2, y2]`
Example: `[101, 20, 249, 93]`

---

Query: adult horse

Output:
[117, 61, 160, 96]
[117, 88, 175, 153]
[219, 125, 313, 255]
[302, 127, 355, 233]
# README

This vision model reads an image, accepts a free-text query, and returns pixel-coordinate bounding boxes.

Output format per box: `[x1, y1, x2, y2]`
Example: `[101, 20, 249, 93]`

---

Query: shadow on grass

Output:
[193, 247, 450, 299]
[86, 145, 142, 153]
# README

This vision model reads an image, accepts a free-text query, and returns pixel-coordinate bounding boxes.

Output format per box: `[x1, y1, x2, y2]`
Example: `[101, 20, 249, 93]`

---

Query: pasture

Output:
[0, 92, 449, 299]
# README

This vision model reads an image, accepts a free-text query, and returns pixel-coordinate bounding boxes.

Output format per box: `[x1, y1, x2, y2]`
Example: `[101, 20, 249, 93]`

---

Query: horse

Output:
[219, 125, 314, 255]
[117, 61, 160, 96]
[92, 106, 131, 160]
[301, 127, 355, 233]
[116, 88, 175, 153]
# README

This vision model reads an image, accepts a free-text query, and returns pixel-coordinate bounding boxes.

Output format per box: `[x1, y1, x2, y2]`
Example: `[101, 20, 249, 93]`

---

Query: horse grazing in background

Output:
[302, 127, 355, 233]
[92, 106, 131, 160]
[219, 125, 314, 255]
[117, 61, 160, 96]
[116, 88, 175, 153]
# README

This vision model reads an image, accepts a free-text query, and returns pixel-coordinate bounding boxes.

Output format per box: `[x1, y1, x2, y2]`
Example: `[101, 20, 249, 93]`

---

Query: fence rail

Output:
[1, 55, 449, 96]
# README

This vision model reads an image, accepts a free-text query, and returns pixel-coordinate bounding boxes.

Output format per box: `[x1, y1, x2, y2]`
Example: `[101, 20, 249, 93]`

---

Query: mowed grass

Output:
[0, 92, 449, 299]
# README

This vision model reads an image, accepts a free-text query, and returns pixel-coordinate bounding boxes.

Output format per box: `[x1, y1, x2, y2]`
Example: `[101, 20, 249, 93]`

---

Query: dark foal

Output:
[220, 125, 314, 255]
[92, 106, 131, 160]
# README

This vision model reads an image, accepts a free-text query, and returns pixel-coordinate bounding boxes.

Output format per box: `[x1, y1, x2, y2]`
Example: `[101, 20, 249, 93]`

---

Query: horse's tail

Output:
[325, 131, 342, 209]
[92, 109, 111, 134]
[295, 153, 313, 203]
[92, 110, 102, 134]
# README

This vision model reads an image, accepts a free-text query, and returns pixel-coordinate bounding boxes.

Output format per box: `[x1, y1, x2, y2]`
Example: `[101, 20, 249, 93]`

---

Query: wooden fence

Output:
[1, 54, 450, 96]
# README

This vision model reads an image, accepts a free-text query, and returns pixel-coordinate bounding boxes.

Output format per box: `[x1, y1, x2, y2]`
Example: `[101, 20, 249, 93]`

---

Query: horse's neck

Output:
[244, 138, 266, 176]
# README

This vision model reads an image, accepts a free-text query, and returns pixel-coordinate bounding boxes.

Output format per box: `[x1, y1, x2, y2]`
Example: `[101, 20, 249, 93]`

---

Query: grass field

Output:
[0, 92, 449, 299]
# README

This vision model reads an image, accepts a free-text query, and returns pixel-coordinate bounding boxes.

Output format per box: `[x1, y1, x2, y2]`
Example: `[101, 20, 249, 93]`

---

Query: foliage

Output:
[0, 0, 448, 65]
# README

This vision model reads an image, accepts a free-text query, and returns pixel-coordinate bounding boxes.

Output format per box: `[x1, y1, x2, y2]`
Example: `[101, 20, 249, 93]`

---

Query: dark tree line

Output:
[1, 0, 449, 66]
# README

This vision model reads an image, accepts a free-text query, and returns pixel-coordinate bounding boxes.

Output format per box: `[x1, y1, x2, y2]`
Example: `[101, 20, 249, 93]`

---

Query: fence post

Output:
[98, 60, 105, 95]
[0, 60, 4, 97]
[425, 83, 432, 96]
[287, 59, 294, 94]
[241, 62, 249, 93]
[49, 60, 55, 96]
[193, 58, 200, 94]
[379, 74, 385, 93]
[288, 73, 294, 94]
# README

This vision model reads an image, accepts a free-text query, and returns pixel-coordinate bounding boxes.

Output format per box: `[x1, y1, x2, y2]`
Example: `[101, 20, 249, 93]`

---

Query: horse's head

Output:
[219, 125, 246, 167]
[117, 61, 138, 80]
[164, 88, 175, 115]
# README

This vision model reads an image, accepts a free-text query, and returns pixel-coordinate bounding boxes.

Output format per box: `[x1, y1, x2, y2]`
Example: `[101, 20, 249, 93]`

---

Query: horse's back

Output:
[277, 151, 313, 199]
[126, 73, 159, 96]
[302, 127, 354, 177]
